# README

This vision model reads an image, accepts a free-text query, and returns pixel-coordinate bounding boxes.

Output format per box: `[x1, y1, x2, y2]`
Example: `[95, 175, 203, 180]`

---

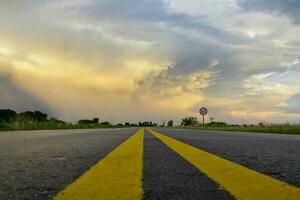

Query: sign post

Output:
[199, 107, 208, 126]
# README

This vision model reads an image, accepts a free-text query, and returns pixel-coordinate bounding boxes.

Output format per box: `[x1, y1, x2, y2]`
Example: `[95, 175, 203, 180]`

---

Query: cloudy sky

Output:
[1, 0, 300, 124]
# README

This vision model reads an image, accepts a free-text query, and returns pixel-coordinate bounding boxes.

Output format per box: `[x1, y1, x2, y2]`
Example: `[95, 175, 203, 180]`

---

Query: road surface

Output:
[0, 128, 299, 199]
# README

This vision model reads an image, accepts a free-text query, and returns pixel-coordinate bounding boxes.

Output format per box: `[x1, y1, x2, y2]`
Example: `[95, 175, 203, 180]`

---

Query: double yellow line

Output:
[54, 128, 300, 200]
[54, 129, 144, 200]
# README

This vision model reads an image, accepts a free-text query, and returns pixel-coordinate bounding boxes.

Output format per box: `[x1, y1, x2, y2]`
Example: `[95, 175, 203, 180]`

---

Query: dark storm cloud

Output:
[238, 0, 300, 24]
[75, 0, 248, 45]
[0, 70, 50, 114]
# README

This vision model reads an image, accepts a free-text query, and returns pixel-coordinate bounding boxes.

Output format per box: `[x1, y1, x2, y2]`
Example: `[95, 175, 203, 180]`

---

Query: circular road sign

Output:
[199, 107, 208, 115]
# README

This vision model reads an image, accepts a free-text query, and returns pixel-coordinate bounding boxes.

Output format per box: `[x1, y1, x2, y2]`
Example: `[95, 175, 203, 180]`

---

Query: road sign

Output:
[199, 107, 208, 116]
[199, 107, 208, 125]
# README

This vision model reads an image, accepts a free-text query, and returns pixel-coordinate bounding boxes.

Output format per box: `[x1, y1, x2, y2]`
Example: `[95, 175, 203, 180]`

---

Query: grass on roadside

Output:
[175, 124, 300, 135]
[0, 117, 124, 132]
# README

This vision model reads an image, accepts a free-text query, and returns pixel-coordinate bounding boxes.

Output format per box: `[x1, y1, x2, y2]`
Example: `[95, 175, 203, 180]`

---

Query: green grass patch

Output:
[175, 124, 300, 135]
[0, 118, 125, 132]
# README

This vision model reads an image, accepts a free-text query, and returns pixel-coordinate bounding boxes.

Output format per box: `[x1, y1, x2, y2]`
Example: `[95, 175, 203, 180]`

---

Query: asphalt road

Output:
[143, 130, 233, 200]
[0, 128, 138, 200]
[152, 128, 300, 188]
[0, 128, 299, 200]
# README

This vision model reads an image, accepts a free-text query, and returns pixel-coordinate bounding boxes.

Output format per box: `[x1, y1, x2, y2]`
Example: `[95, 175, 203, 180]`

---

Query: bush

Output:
[19, 111, 47, 122]
[100, 122, 111, 126]
[0, 109, 17, 122]
[167, 120, 174, 127]
[181, 117, 198, 126]
[78, 118, 99, 124]
[138, 121, 158, 127]
[48, 118, 66, 124]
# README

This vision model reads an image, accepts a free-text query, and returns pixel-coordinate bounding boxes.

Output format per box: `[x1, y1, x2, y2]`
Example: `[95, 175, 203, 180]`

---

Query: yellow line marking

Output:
[54, 129, 144, 200]
[148, 129, 300, 200]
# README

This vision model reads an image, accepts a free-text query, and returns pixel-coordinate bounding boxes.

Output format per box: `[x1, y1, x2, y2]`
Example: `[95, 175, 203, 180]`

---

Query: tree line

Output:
[1, 109, 228, 130]
[0, 109, 222, 128]
[0, 109, 175, 129]
[0, 109, 54, 123]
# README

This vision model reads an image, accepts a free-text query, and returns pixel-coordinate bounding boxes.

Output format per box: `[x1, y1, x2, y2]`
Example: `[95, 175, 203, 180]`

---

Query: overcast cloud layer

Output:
[1, 0, 300, 124]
